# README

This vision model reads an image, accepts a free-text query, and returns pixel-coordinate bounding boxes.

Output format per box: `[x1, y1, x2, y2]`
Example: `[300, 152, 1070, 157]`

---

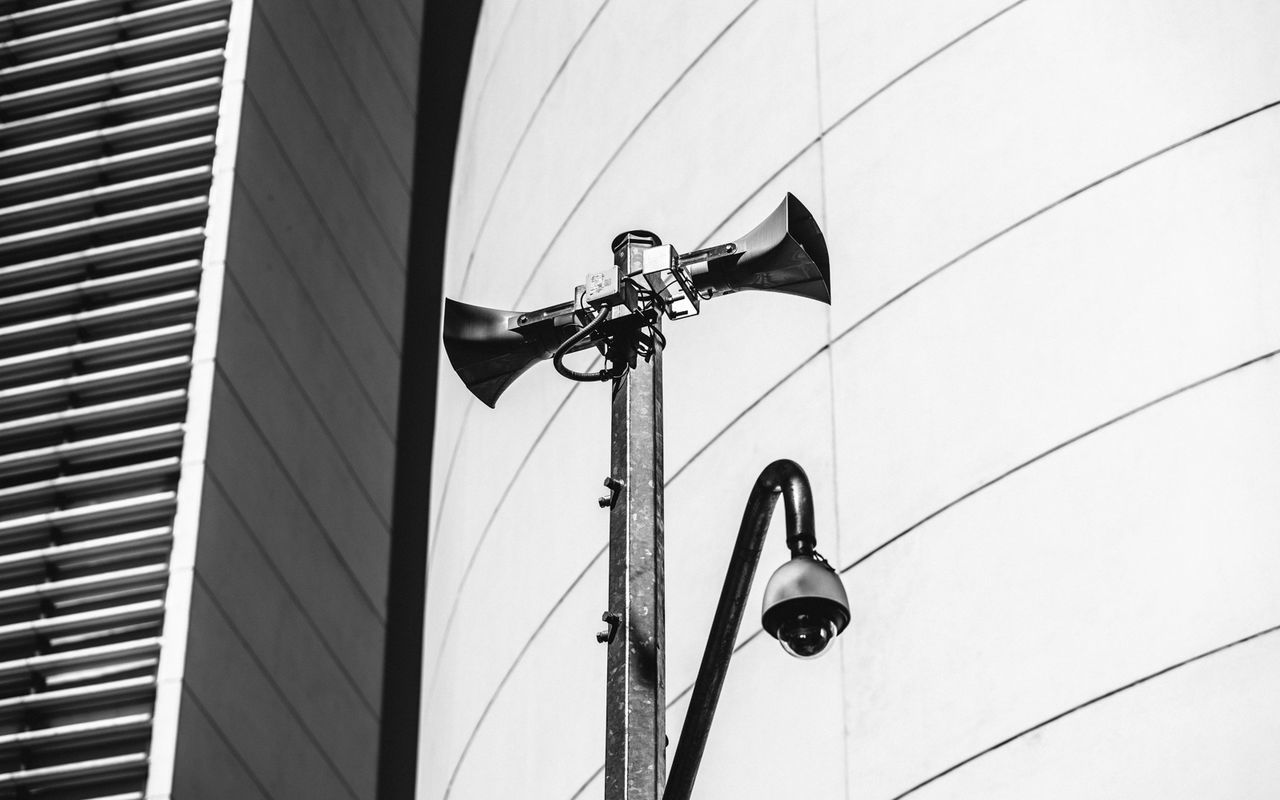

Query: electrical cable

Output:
[555, 278, 672, 380]
[622, 277, 668, 360]
[552, 306, 615, 382]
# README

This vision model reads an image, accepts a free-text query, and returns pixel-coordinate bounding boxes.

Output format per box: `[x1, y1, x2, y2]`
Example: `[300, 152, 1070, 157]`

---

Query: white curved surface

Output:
[421, 1, 1280, 797]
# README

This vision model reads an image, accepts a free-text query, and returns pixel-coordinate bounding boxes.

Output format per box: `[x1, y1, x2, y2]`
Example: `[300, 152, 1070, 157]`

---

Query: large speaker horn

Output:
[685, 193, 830, 303]
[442, 298, 574, 408]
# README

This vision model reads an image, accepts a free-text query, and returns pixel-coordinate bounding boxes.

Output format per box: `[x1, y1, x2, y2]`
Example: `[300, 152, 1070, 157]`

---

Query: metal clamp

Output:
[597, 476, 624, 508]
[596, 612, 621, 644]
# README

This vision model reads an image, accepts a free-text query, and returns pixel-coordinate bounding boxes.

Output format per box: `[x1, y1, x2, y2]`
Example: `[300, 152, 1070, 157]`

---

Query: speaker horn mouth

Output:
[442, 298, 574, 407]
[685, 193, 830, 304]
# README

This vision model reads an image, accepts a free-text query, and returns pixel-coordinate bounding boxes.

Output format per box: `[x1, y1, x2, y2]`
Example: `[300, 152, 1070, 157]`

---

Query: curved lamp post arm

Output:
[663, 459, 817, 800]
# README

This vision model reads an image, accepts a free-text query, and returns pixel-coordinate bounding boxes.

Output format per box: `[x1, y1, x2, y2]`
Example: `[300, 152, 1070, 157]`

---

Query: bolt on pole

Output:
[603, 231, 666, 800]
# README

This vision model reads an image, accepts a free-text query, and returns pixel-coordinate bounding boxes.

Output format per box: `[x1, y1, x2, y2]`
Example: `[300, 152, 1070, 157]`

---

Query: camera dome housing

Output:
[761, 554, 850, 659]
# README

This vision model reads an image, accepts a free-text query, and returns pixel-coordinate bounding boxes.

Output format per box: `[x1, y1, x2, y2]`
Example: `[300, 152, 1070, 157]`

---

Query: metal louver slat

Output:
[0, 198, 209, 265]
[0, 50, 225, 120]
[0, 424, 185, 481]
[0, 264, 202, 325]
[0, 389, 187, 437]
[0, 638, 161, 680]
[0, 464, 178, 512]
[0, 107, 219, 175]
[0, 291, 200, 356]
[2, 0, 217, 34]
[0, 169, 212, 232]
[0, 229, 206, 293]
[0, 527, 173, 573]
[0, 324, 195, 386]
[0, 139, 216, 205]
[0, 77, 222, 148]
[0, 563, 169, 608]
[0, 356, 191, 419]
[19, 601, 163, 642]
[0, 713, 152, 784]
[44, 656, 158, 686]
[0, 492, 177, 548]
[0, 632, 161, 675]
[0, 0, 129, 37]
[0, 21, 231, 93]
[0, 752, 148, 787]
[0, 391, 188, 450]
[0, 1, 125, 37]
[0, 712, 151, 747]
[0, 197, 210, 265]
[2, 602, 163, 646]
[0, 675, 153, 715]
[0, 0, 231, 63]
[0, 0, 231, 793]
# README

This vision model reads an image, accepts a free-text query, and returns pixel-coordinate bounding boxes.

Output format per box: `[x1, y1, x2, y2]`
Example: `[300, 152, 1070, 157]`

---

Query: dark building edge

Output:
[378, 1, 484, 797]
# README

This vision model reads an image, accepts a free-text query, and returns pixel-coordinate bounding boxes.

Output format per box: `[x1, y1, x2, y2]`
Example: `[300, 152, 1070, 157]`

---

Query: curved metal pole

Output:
[663, 459, 816, 800]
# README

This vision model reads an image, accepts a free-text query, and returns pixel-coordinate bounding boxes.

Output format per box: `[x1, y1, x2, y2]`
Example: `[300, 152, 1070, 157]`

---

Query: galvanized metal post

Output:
[604, 231, 666, 800]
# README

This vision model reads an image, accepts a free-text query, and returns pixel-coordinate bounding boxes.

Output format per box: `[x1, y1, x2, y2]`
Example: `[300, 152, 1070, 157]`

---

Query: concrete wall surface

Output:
[421, 1, 1280, 798]
[167, 0, 423, 797]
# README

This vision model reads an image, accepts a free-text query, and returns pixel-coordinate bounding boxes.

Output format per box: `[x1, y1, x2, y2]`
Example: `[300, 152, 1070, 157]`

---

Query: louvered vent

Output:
[0, 0, 231, 796]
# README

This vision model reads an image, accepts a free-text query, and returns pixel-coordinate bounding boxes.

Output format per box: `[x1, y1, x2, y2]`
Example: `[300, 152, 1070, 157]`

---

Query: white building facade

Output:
[422, 1, 1280, 797]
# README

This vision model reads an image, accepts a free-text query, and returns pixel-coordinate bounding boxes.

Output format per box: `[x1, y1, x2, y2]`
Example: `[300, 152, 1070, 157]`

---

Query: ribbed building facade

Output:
[0, 1, 230, 795]
[423, 1, 1280, 798]
[1, 0, 424, 797]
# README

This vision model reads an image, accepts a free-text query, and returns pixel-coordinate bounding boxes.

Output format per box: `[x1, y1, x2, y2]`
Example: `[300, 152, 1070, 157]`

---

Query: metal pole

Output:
[663, 460, 815, 800]
[604, 231, 666, 800]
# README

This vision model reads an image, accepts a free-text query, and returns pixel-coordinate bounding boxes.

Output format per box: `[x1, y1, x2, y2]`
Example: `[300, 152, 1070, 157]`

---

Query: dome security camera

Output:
[761, 553, 850, 659]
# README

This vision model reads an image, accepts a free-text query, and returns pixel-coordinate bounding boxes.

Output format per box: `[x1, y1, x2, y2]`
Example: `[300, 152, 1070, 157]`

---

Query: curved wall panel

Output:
[422, 1, 1280, 797]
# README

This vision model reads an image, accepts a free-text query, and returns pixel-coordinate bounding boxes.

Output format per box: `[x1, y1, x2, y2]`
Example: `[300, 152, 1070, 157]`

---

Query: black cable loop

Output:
[552, 307, 615, 382]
